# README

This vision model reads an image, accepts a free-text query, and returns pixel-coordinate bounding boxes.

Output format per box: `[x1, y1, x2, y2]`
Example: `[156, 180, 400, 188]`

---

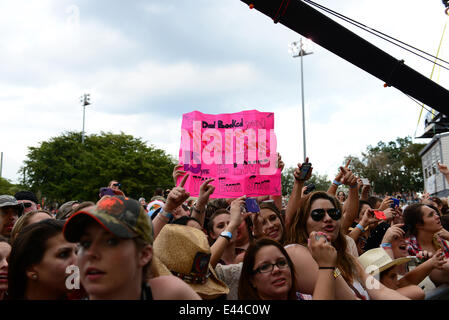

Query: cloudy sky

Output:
[1, 0, 448, 184]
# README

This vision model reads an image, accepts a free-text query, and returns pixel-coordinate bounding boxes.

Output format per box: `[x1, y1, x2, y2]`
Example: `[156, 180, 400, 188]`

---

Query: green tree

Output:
[0, 177, 21, 195]
[20, 131, 176, 203]
[281, 167, 329, 196]
[345, 136, 425, 195]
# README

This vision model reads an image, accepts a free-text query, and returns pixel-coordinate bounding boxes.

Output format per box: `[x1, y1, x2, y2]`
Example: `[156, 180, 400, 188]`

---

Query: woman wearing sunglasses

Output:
[238, 236, 337, 300]
[284, 191, 409, 300]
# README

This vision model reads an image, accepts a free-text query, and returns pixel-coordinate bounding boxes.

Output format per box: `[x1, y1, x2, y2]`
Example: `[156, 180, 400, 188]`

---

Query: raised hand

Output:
[196, 178, 215, 208]
[428, 249, 446, 270]
[378, 196, 393, 211]
[229, 196, 248, 229]
[277, 153, 285, 172]
[308, 231, 337, 268]
[293, 157, 313, 182]
[382, 207, 396, 222]
[172, 163, 187, 186]
[381, 223, 405, 244]
[339, 166, 357, 187]
[300, 185, 308, 198]
[359, 208, 380, 230]
[357, 178, 363, 190]
[165, 173, 190, 212]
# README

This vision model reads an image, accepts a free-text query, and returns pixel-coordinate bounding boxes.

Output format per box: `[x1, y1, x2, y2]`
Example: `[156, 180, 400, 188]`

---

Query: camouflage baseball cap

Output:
[63, 196, 153, 244]
[0, 195, 24, 216]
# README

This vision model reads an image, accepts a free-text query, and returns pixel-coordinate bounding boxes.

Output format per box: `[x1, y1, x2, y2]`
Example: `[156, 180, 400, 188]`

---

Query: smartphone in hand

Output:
[245, 198, 260, 213]
[361, 178, 370, 185]
[373, 210, 387, 220]
[391, 198, 400, 208]
[296, 162, 312, 180]
[304, 183, 315, 195]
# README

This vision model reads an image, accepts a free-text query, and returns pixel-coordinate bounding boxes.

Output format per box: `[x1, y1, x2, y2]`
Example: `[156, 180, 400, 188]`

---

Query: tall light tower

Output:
[289, 38, 313, 162]
[80, 93, 91, 144]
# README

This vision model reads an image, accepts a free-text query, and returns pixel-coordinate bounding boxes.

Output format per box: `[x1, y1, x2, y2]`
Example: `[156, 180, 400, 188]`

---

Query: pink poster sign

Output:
[178, 110, 281, 198]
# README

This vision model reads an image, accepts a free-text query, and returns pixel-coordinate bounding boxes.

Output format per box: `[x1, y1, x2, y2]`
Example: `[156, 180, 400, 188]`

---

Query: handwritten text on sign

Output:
[178, 110, 281, 198]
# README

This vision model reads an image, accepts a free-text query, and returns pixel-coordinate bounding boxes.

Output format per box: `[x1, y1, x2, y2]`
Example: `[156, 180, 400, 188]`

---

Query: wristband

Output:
[332, 180, 342, 186]
[349, 184, 358, 189]
[381, 243, 392, 248]
[356, 223, 365, 232]
[159, 209, 174, 222]
[220, 231, 232, 241]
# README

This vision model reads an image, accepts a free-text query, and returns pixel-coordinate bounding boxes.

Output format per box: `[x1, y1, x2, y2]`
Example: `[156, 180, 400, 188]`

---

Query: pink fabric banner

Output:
[178, 110, 281, 198]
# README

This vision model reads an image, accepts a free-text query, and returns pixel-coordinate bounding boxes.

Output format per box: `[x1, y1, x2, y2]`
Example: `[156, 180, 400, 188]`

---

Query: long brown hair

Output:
[285, 191, 361, 284]
[238, 238, 298, 300]
[8, 219, 65, 300]
[258, 201, 286, 245]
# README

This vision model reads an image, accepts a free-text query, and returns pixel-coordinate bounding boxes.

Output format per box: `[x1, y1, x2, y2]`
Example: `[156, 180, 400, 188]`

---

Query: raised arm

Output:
[359, 179, 371, 201]
[348, 208, 379, 242]
[269, 153, 285, 211]
[327, 158, 350, 196]
[191, 178, 215, 227]
[340, 167, 359, 235]
[210, 196, 247, 268]
[327, 169, 343, 196]
[284, 158, 312, 230]
[153, 174, 190, 238]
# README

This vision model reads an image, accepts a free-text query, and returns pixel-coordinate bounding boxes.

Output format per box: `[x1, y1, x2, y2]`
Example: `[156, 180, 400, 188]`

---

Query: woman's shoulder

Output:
[284, 243, 314, 261]
[284, 243, 308, 252]
[148, 276, 201, 300]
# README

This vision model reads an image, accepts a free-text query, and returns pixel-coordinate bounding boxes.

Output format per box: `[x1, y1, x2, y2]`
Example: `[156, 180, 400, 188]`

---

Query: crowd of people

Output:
[0, 158, 449, 300]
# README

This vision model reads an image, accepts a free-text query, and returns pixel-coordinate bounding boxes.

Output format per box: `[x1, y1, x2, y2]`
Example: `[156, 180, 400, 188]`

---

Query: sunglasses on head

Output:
[310, 208, 341, 221]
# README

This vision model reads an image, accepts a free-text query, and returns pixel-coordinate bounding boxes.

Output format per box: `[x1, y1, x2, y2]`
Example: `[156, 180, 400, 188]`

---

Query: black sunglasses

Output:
[113, 183, 121, 187]
[310, 208, 341, 221]
[22, 202, 33, 208]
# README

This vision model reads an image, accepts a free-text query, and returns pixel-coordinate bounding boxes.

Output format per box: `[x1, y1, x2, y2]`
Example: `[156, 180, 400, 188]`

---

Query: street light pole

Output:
[80, 94, 91, 144]
[289, 38, 313, 162]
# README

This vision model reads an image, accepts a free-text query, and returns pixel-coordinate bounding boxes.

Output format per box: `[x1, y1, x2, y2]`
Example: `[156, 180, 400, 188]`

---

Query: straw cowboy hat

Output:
[153, 224, 229, 300]
[358, 248, 414, 275]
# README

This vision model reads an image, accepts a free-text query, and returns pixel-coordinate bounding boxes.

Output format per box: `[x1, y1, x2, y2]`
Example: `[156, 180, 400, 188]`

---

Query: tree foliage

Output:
[20, 131, 176, 204]
[281, 167, 330, 196]
[0, 177, 21, 195]
[345, 136, 425, 195]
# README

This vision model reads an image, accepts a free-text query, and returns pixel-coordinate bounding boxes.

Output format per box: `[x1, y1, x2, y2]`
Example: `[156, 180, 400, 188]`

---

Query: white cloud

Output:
[0, 0, 446, 190]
